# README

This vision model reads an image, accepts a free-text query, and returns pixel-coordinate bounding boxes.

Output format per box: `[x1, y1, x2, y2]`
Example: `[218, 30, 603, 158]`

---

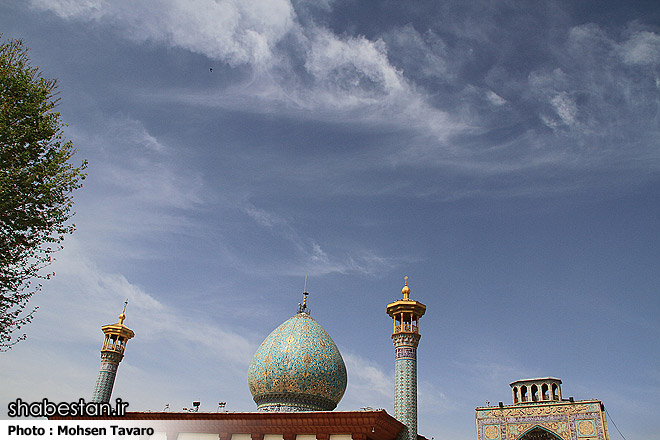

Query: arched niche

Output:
[516, 426, 564, 440]
[541, 383, 549, 400]
[531, 384, 539, 402]
[520, 386, 528, 402]
[552, 383, 559, 400]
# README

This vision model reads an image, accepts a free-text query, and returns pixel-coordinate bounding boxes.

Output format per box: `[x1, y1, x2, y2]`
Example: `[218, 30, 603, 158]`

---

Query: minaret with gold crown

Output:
[387, 277, 426, 440]
[91, 300, 135, 403]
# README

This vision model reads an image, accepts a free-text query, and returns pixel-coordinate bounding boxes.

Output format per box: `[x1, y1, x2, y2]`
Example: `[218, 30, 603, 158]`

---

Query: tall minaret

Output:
[91, 301, 135, 403]
[387, 277, 426, 440]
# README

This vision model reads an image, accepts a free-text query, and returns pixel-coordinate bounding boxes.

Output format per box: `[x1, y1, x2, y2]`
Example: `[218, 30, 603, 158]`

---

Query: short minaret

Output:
[91, 301, 135, 403]
[387, 277, 426, 440]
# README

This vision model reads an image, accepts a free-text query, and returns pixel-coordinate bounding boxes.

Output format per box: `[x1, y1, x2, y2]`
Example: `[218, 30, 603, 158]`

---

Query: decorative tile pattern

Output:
[91, 369, 117, 403]
[393, 333, 420, 440]
[577, 420, 596, 437]
[91, 361, 119, 403]
[475, 400, 608, 440]
[247, 313, 347, 411]
[395, 347, 416, 359]
[91, 348, 125, 403]
[484, 425, 501, 440]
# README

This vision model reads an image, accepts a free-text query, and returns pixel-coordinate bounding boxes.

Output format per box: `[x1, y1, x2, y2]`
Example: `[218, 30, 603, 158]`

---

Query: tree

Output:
[0, 37, 87, 350]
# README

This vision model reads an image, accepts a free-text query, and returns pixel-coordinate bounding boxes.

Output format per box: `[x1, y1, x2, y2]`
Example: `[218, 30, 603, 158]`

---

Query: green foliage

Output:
[0, 37, 87, 350]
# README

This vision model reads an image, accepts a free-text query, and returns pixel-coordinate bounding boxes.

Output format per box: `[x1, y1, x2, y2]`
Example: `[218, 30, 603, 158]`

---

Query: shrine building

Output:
[54, 278, 614, 440]
[475, 378, 610, 440]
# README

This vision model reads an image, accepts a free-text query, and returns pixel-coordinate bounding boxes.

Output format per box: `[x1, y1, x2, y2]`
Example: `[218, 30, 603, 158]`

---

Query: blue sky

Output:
[1, 1, 659, 439]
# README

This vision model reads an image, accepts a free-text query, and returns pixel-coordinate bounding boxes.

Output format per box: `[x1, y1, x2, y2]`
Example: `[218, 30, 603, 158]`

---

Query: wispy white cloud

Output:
[32, 0, 462, 144]
[65, 114, 207, 261]
[340, 351, 456, 417]
[243, 204, 287, 228]
[50, 241, 257, 364]
[486, 90, 506, 106]
[31, 0, 295, 68]
[418, 379, 454, 416]
[550, 92, 578, 128]
[0, 238, 259, 415]
[28, 1, 660, 205]
[115, 117, 168, 153]
[451, 351, 536, 397]
[382, 25, 451, 81]
[240, 202, 396, 276]
[340, 352, 392, 410]
[303, 29, 405, 100]
[90, 115, 205, 210]
[619, 30, 660, 66]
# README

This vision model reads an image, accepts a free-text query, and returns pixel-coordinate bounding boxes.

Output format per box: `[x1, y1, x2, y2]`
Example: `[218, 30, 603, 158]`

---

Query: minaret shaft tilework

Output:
[91, 303, 134, 403]
[394, 333, 420, 440]
[91, 351, 122, 403]
[387, 278, 426, 440]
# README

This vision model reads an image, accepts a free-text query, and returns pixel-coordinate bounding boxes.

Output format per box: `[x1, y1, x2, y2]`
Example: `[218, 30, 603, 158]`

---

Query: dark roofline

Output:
[50, 409, 405, 440]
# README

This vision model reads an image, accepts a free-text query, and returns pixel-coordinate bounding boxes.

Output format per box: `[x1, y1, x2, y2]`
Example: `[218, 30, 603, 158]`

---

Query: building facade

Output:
[76, 281, 614, 440]
[66, 287, 414, 440]
[475, 378, 610, 440]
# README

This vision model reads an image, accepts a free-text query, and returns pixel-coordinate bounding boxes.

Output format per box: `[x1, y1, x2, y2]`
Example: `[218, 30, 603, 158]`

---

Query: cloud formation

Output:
[31, 1, 660, 197]
[0, 237, 259, 413]
[31, 0, 460, 142]
[32, 0, 295, 67]
[241, 202, 396, 276]
[341, 352, 392, 410]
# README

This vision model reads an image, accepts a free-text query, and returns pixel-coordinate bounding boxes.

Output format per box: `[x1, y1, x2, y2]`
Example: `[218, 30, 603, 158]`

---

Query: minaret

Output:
[387, 277, 426, 440]
[91, 300, 135, 403]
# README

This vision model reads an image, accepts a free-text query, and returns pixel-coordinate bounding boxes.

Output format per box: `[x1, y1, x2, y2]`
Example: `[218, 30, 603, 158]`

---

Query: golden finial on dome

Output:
[402, 276, 410, 300]
[298, 276, 310, 314]
[118, 298, 128, 325]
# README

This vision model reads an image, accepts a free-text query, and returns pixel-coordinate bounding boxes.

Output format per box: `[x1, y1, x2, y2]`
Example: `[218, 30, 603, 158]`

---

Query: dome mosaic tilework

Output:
[247, 312, 347, 411]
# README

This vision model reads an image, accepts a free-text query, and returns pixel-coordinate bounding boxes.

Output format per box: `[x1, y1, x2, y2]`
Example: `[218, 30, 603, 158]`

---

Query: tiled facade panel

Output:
[476, 402, 609, 440]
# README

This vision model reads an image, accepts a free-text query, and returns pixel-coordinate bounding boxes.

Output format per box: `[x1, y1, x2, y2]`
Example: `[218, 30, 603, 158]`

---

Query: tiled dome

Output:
[247, 312, 348, 412]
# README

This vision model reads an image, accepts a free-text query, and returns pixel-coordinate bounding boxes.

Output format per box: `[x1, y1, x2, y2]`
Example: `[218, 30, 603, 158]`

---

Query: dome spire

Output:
[402, 276, 410, 300]
[118, 298, 128, 325]
[298, 275, 310, 314]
